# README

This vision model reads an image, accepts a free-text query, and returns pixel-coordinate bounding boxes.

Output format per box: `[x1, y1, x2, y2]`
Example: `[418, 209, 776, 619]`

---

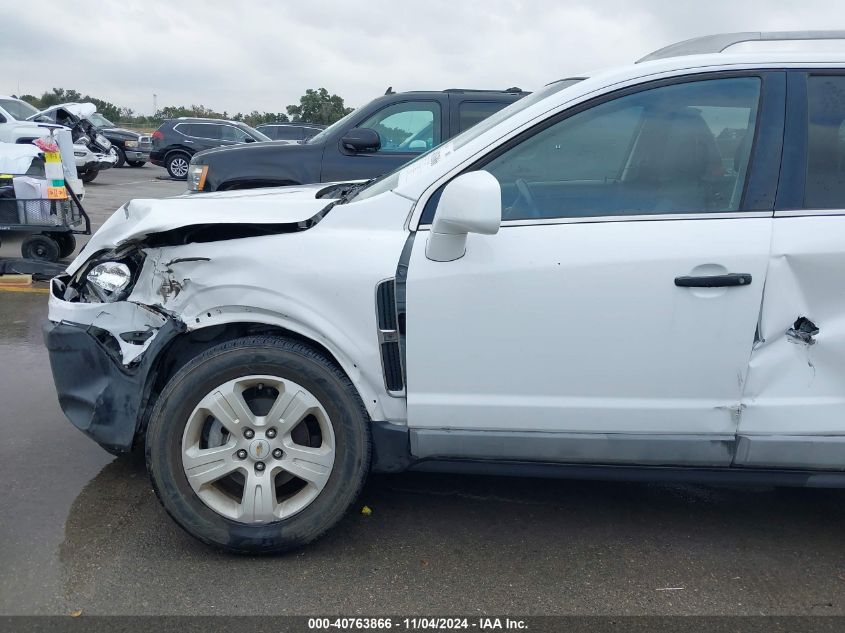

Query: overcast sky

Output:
[2, 1, 843, 115]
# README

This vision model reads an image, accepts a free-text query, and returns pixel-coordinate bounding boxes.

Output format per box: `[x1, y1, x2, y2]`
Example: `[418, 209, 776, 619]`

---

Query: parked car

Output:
[0, 97, 116, 182]
[150, 118, 271, 179]
[85, 112, 151, 168]
[187, 88, 527, 192]
[45, 31, 845, 554]
[256, 122, 326, 141]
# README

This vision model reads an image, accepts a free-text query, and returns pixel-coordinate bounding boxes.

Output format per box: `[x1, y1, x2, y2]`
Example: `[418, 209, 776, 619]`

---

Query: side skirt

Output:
[369, 421, 845, 488]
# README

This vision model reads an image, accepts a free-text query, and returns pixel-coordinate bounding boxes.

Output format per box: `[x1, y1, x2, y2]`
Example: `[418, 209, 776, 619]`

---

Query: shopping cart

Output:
[0, 179, 91, 263]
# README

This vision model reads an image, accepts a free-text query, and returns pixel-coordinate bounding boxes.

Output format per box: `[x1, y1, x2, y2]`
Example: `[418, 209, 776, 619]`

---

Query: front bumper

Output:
[78, 152, 118, 172]
[124, 148, 150, 162]
[44, 277, 183, 453]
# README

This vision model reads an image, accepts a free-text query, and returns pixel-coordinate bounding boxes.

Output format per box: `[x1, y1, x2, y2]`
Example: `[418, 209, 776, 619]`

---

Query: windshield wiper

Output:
[337, 177, 379, 204]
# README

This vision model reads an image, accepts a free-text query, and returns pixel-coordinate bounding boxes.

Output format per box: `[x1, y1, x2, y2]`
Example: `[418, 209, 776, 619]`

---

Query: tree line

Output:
[15, 87, 355, 127]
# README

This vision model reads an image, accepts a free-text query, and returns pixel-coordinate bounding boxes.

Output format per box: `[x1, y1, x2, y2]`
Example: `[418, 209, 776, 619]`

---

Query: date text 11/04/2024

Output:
[307, 617, 528, 630]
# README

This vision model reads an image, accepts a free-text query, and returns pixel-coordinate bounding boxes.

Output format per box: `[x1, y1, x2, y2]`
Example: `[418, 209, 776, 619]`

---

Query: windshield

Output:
[0, 98, 39, 121]
[351, 79, 584, 202]
[305, 108, 359, 145]
[88, 112, 114, 127]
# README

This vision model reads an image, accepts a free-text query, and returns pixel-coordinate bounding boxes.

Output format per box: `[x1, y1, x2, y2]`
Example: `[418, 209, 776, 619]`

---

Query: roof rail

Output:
[443, 88, 525, 93]
[638, 30, 845, 63]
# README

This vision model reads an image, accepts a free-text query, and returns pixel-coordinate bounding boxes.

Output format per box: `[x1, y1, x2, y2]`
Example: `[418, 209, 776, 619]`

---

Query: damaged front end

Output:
[44, 244, 185, 452]
[43, 189, 340, 453]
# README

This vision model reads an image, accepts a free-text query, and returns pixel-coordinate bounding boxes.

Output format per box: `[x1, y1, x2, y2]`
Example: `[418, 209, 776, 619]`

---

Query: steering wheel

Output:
[514, 178, 541, 218]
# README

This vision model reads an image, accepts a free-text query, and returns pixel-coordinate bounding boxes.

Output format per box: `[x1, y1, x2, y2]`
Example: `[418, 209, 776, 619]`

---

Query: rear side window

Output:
[805, 75, 845, 208]
[458, 101, 506, 132]
[269, 126, 301, 140]
[178, 123, 222, 139]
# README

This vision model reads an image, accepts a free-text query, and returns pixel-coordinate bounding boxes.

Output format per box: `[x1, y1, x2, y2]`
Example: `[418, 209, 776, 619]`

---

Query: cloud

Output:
[1, 0, 841, 115]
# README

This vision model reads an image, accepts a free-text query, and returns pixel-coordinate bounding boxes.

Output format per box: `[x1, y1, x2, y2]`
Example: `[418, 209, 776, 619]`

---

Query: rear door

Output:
[738, 70, 845, 469]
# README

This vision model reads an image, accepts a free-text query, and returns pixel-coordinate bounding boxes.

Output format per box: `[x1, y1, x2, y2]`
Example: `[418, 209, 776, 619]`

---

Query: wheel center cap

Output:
[248, 439, 271, 460]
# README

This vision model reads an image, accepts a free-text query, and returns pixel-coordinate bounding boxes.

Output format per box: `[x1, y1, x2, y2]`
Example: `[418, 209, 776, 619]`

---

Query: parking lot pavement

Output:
[0, 164, 185, 262]
[1, 175, 845, 617]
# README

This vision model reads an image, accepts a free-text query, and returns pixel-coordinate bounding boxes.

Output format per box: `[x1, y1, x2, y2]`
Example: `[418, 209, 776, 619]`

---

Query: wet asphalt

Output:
[1, 167, 845, 616]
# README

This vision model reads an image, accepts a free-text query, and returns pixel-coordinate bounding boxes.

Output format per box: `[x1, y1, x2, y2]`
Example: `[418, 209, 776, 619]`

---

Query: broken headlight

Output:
[87, 262, 132, 302]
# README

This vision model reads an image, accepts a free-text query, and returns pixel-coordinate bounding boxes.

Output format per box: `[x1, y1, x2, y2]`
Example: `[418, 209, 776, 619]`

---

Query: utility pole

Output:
[153, 93, 158, 115]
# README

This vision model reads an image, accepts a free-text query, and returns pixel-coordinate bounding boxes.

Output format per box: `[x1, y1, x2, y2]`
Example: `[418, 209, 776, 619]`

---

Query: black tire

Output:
[21, 234, 60, 262]
[128, 160, 146, 167]
[145, 336, 371, 554]
[79, 170, 98, 183]
[112, 147, 126, 168]
[166, 152, 191, 180]
[50, 233, 77, 259]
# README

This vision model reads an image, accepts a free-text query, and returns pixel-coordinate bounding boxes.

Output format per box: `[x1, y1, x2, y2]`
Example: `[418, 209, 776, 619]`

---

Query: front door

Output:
[405, 74, 781, 467]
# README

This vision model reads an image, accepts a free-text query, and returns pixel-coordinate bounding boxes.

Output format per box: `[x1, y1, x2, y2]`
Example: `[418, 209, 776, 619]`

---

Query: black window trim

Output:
[418, 70, 786, 226]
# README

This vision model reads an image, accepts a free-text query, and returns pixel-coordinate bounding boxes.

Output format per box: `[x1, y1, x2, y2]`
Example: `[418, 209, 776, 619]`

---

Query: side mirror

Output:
[342, 128, 381, 152]
[244, 136, 256, 143]
[408, 139, 428, 151]
[426, 171, 501, 262]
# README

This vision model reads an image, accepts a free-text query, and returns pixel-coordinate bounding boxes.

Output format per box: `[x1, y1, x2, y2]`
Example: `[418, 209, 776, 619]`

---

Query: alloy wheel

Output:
[180, 375, 335, 524]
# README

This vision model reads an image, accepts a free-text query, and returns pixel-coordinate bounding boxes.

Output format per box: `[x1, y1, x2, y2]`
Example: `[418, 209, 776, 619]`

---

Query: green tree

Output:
[17, 94, 41, 108]
[38, 87, 83, 107]
[286, 88, 353, 125]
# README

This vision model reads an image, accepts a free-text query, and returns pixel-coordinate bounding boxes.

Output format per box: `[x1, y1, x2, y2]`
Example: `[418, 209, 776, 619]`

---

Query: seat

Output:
[625, 107, 723, 213]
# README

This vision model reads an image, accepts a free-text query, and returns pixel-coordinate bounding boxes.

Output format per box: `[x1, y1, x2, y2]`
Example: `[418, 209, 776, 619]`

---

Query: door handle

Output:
[674, 273, 752, 288]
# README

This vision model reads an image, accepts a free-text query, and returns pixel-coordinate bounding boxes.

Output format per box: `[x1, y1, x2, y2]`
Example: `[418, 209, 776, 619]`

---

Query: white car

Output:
[0, 97, 115, 182]
[45, 31, 845, 552]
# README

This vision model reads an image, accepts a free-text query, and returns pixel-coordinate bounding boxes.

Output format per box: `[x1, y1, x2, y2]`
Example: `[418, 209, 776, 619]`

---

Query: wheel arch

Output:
[164, 147, 193, 163]
[137, 319, 384, 445]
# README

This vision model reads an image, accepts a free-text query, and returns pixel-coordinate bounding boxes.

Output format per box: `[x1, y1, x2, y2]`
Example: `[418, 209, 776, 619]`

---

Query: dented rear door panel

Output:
[739, 217, 845, 443]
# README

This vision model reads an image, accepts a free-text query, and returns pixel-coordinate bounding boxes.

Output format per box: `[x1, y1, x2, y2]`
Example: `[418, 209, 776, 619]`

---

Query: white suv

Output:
[45, 32, 845, 552]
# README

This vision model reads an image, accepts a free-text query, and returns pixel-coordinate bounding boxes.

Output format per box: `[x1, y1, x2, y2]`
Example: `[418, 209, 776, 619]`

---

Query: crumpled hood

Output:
[67, 183, 336, 275]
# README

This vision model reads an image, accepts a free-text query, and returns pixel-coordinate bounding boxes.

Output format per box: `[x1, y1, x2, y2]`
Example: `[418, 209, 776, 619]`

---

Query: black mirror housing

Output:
[341, 128, 380, 152]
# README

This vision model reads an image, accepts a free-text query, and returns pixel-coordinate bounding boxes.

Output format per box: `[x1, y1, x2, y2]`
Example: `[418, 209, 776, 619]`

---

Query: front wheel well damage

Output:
[134, 322, 353, 447]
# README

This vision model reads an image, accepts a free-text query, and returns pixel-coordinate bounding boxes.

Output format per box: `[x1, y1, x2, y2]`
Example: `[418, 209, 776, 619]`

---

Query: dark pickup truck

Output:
[187, 88, 526, 192]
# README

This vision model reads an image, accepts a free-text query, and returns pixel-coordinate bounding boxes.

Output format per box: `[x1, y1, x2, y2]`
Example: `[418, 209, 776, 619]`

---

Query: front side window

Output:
[484, 77, 761, 221]
[0, 98, 38, 121]
[358, 101, 441, 153]
[221, 125, 251, 141]
[805, 75, 845, 208]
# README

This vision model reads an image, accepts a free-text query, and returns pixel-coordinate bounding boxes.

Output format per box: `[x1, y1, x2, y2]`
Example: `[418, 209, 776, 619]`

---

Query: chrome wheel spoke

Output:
[239, 470, 276, 523]
[198, 381, 255, 435]
[265, 388, 318, 435]
[183, 442, 239, 488]
[279, 439, 334, 490]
